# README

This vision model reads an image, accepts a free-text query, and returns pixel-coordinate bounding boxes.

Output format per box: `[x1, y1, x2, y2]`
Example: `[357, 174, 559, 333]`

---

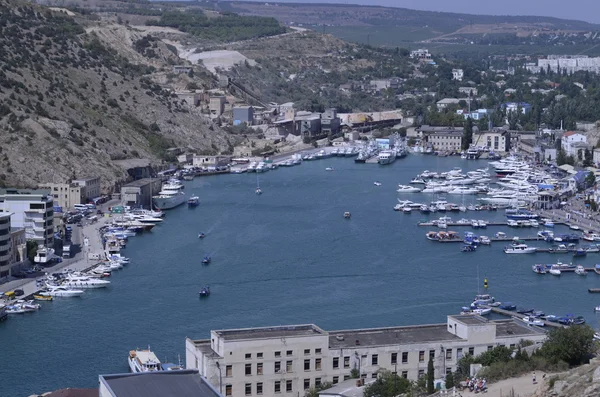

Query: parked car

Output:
[13, 289, 24, 296]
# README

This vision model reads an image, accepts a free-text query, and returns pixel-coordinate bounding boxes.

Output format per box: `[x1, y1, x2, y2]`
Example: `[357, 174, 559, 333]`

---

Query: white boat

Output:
[402, 207, 412, 213]
[374, 181, 382, 186]
[549, 265, 562, 276]
[62, 273, 111, 288]
[397, 185, 421, 193]
[480, 236, 491, 245]
[410, 178, 426, 185]
[128, 348, 162, 373]
[152, 182, 186, 210]
[40, 285, 85, 297]
[325, 167, 334, 171]
[472, 307, 491, 316]
[448, 187, 478, 195]
[521, 316, 545, 327]
[504, 244, 537, 254]
[378, 150, 397, 165]
[575, 265, 587, 276]
[34, 247, 56, 264]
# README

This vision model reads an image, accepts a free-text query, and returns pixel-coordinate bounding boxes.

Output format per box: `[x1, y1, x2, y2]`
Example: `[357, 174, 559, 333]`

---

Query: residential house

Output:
[457, 109, 493, 121]
[594, 148, 600, 167]
[452, 69, 464, 81]
[458, 87, 478, 96]
[416, 126, 464, 139]
[561, 131, 587, 158]
[0, 211, 12, 277]
[409, 49, 432, 60]
[502, 102, 532, 115]
[72, 177, 101, 203]
[436, 98, 460, 111]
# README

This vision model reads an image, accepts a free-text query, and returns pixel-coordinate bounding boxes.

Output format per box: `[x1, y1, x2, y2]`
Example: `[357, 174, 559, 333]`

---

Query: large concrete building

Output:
[39, 177, 101, 211]
[0, 211, 11, 277]
[120, 178, 162, 209]
[73, 177, 101, 202]
[427, 131, 463, 152]
[0, 189, 54, 247]
[186, 316, 545, 397]
[233, 106, 254, 126]
[526, 56, 600, 74]
[472, 130, 510, 153]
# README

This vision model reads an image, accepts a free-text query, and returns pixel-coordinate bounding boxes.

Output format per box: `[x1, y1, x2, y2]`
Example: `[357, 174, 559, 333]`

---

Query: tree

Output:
[556, 148, 567, 166]
[444, 372, 455, 389]
[26, 240, 38, 263]
[583, 149, 593, 167]
[539, 325, 595, 366]
[462, 117, 473, 150]
[585, 172, 596, 188]
[305, 382, 333, 397]
[426, 358, 434, 394]
[350, 368, 360, 379]
[363, 370, 412, 397]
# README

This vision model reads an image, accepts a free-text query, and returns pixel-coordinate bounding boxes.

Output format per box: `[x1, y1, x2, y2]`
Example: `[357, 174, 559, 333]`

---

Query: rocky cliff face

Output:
[533, 358, 600, 397]
[0, 0, 231, 191]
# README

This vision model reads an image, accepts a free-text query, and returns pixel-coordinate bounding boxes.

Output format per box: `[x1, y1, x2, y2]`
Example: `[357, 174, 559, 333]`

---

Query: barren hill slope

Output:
[0, 0, 231, 190]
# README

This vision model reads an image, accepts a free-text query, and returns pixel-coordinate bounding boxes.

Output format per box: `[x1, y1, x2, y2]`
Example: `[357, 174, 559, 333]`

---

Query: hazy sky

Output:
[245, 0, 600, 24]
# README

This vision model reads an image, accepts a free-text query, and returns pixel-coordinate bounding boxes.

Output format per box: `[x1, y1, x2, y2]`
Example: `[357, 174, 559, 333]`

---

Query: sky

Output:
[243, 0, 600, 24]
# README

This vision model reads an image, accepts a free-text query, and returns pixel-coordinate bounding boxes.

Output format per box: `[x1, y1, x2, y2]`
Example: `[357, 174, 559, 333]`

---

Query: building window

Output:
[446, 367, 452, 375]
[246, 353, 252, 360]
[468, 347, 475, 356]
[402, 352, 408, 364]
[401, 371, 408, 379]
[333, 376, 339, 384]
[419, 351, 425, 362]
[315, 358, 322, 371]
[286, 361, 293, 373]
[372, 374, 377, 379]
[315, 378, 321, 387]
[275, 362, 281, 373]
[391, 353, 397, 365]
[274, 381, 281, 393]
[446, 349, 452, 361]
[316, 348, 322, 354]
[304, 349, 311, 355]
[245, 383, 252, 396]
[226, 365, 233, 377]
[304, 379, 310, 390]
[257, 353, 263, 359]
[286, 350, 293, 356]
[418, 369, 425, 378]
[487, 345, 494, 351]
[457, 348, 463, 359]
[304, 359, 311, 371]
[286, 380, 293, 392]
[257, 383, 263, 395]
[343, 356, 350, 368]
[226, 385, 232, 397]
[246, 364, 252, 376]
[343, 375, 350, 381]
[429, 350, 435, 360]
[510, 344, 516, 349]
[275, 351, 281, 358]
[333, 357, 339, 369]
[257, 363, 263, 375]
[371, 354, 378, 366]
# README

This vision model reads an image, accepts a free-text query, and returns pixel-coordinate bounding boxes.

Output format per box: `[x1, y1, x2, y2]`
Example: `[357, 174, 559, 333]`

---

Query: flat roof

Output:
[100, 370, 220, 397]
[0, 188, 51, 196]
[215, 324, 326, 341]
[450, 314, 489, 325]
[319, 379, 373, 397]
[328, 324, 462, 349]
[495, 319, 546, 338]
[123, 178, 160, 188]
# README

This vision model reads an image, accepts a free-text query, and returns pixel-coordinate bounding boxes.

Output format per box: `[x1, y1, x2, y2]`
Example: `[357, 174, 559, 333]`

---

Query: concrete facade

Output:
[193, 156, 232, 167]
[0, 211, 11, 276]
[38, 182, 85, 210]
[0, 189, 54, 247]
[562, 131, 587, 158]
[473, 131, 509, 153]
[72, 177, 101, 200]
[120, 178, 162, 209]
[210, 96, 226, 116]
[233, 106, 254, 126]
[186, 316, 545, 397]
[427, 132, 463, 152]
[452, 69, 464, 81]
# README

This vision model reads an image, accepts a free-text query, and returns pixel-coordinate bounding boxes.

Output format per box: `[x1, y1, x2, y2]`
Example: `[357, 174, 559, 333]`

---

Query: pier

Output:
[418, 221, 566, 227]
[483, 306, 567, 328]
[432, 236, 547, 243]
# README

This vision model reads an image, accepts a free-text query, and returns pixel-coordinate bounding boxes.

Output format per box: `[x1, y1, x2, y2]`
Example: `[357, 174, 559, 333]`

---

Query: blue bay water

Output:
[2, 155, 600, 396]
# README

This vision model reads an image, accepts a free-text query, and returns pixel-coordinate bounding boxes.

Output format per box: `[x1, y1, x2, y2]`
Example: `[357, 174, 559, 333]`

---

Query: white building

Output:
[562, 131, 587, 158]
[472, 130, 509, 153]
[0, 189, 54, 247]
[410, 49, 431, 60]
[436, 98, 460, 111]
[452, 69, 464, 81]
[526, 56, 600, 74]
[427, 131, 463, 152]
[0, 211, 11, 277]
[185, 316, 545, 397]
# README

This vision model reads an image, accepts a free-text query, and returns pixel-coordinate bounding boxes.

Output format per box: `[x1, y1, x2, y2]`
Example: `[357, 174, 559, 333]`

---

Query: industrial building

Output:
[427, 131, 463, 152]
[0, 189, 54, 247]
[185, 315, 545, 397]
[120, 178, 162, 209]
[233, 106, 254, 126]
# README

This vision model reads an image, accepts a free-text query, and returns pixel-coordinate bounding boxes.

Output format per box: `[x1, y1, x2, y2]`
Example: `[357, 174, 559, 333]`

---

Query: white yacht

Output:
[503, 244, 537, 254]
[378, 150, 397, 165]
[397, 185, 421, 193]
[152, 182, 186, 210]
[34, 247, 56, 264]
[62, 273, 111, 288]
[128, 349, 162, 373]
[40, 285, 85, 297]
[448, 186, 478, 195]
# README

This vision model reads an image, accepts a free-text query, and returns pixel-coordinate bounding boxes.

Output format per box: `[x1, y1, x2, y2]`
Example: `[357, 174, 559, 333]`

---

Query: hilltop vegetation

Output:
[0, 0, 230, 189]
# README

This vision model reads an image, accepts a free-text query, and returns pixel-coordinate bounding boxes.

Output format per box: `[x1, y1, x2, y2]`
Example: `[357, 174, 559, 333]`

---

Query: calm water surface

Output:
[2, 155, 600, 396]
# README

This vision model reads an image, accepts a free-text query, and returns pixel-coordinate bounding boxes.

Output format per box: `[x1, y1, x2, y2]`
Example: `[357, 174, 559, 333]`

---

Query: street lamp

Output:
[215, 361, 223, 394]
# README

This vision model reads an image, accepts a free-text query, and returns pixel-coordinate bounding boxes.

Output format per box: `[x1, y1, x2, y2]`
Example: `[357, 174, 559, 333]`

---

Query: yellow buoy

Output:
[484, 278, 488, 289]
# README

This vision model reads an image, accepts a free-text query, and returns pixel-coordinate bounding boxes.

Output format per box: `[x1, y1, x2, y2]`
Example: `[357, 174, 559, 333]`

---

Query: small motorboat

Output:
[570, 225, 581, 230]
[187, 196, 200, 207]
[531, 310, 545, 318]
[198, 232, 206, 239]
[575, 265, 587, 276]
[499, 302, 516, 310]
[199, 286, 210, 297]
[461, 245, 476, 252]
[573, 249, 587, 257]
[374, 181, 382, 186]
[479, 236, 491, 245]
[521, 316, 545, 327]
[472, 307, 491, 316]
[33, 294, 53, 301]
[517, 307, 534, 314]
[202, 256, 211, 264]
[545, 315, 559, 322]
[325, 167, 334, 171]
[549, 265, 562, 276]
[594, 306, 600, 312]
[255, 188, 262, 195]
[532, 265, 546, 274]
[344, 212, 351, 219]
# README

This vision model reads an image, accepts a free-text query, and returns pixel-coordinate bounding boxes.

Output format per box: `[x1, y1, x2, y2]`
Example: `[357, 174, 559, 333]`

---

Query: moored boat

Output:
[187, 196, 200, 207]
[575, 265, 587, 276]
[128, 348, 162, 373]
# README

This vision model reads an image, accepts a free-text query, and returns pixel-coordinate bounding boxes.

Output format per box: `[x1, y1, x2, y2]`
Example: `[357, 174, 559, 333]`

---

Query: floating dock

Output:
[483, 306, 566, 328]
[431, 236, 546, 243]
[418, 222, 565, 227]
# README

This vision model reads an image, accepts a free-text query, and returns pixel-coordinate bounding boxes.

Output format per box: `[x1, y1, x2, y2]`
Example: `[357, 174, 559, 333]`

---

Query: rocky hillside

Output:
[533, 358, 600, 397]
[0, 0, 231, 190]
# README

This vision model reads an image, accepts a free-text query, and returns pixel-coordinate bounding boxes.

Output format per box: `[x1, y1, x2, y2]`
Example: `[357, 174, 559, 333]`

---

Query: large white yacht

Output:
[39, 285, 85, 297]
[152, 181, 186, 210]
[128, 348, 162, 373]
[378, 150, 397, 165]
[62, 273, 111, 288]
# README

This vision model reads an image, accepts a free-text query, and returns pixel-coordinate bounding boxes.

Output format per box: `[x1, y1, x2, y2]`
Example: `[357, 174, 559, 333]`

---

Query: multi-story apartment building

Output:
[186, 316, 545, 397]
[0, 189, 54, 247]
[0, 211, 11, 277]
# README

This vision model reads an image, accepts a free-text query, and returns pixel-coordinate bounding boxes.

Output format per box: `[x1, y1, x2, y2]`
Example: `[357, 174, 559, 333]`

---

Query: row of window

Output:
[238, 358, 324, 377]
[244, 349, 322, 360]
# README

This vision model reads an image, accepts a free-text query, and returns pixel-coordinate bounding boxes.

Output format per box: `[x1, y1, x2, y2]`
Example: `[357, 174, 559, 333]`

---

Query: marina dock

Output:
[432, 236, 546, 243]
[418, 221, 566, 227]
